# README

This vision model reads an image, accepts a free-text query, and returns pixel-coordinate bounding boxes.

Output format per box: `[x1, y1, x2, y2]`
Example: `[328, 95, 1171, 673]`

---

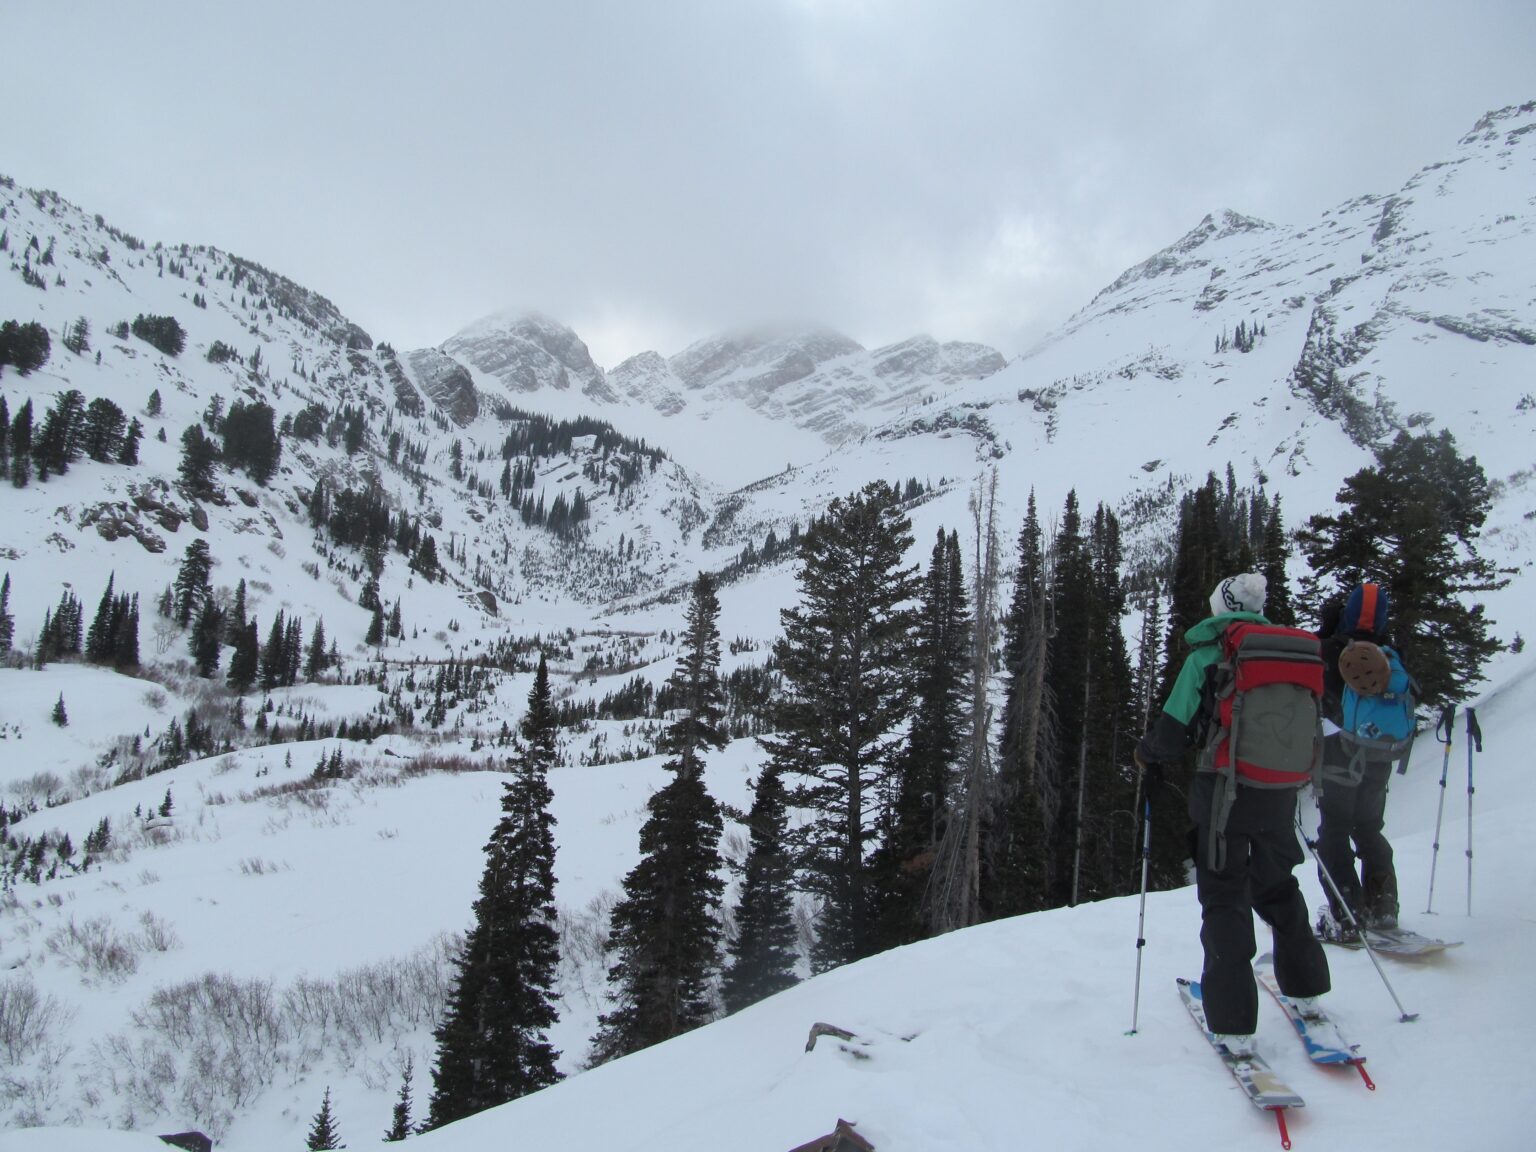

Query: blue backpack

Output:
[1338, 643, 1418, 776]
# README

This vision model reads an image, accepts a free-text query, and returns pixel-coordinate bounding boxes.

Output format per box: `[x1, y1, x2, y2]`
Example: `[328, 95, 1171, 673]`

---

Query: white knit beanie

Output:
[1209, 572, 1267, 617]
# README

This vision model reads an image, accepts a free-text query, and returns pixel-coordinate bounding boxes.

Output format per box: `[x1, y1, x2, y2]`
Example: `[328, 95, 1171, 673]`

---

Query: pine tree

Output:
[113, 593, 140, 669]
[173, 539, 213, 627]
[177, 424, 220, 499]
[1297, 429, 1506, 708]
[86, 573, 117, 663]
[988, 493, 1054, 918]
[872, 528, 970, 949]
[427, 654, 561, 1128]
[305, 618, 328, 681]
[118, 418, 143, 465]
[227, 619, 260, 693]
[11, 399, 33, 487]
[305, 1086, 341, 1150]
[0, 572, 12, 654]
[259, 611, 287, 691]
[383, 1054, 415, 1142]
[191, 598, 223, 677]
[761, 481, 920, 971]
[51, 693, 68, 727]
[592, 575, 727, 1062]
[1257, 495, 1295, 626]
[722, 762, 798, 1013]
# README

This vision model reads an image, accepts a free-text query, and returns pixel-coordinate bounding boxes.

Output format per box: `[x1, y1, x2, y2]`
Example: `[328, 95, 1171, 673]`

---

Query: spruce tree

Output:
[11, 399, 33, 487]
[113, 593, 140, 670]
[173, 539, 213, 627]
[1298, 429, 1505, 707]
[592, 574, 727, 1063]
[383, 1054, 415, 1142]
[1257, 495, 1295, 627]
[86, 573, 117, 663]
[52, 693, 68, 727]
[305, 618, 328, 681]
[872, 528, 970, 949]
[1044, 490, 1093, 906]
[191, 598, 223, 677]
[227, 619, 259, 693]
[118, 417, 143, 465]
[0, 572, 12, 654]
[722, 762, 798, 1013]
[259, 612, 287, 691]
[427, 654, 561, 1129]
[305, 1086, 341, 1150]
[761, 480, 920, 971]
[987, 493, 1053, 917]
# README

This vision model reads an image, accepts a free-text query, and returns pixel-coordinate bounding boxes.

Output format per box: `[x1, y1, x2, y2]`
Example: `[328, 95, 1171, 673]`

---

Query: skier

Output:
[1315, 582, 1410, 938]
[1135, 573, 1330, 1055]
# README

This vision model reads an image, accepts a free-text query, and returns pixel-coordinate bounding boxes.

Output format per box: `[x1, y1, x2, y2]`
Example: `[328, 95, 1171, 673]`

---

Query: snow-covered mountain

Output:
[412, 318, 1007, 487]
[0, 99, 1533, 1151]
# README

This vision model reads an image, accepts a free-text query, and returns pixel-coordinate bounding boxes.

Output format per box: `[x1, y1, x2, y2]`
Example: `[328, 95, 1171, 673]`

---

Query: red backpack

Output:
[1199, 622, 1325, 868]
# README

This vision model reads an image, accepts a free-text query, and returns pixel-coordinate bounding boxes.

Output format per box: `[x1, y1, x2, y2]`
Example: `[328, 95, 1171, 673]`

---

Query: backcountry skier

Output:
[1135, 573, 1331, 1054]
[1315, 582, 1416, 939]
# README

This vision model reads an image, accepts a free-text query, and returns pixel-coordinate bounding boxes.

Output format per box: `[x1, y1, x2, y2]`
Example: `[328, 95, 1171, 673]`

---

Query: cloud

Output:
[1, 0, 1532, 361]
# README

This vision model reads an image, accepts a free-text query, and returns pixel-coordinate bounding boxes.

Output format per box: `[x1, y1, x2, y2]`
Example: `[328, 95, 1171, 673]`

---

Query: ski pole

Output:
[1425, 703, 1455, 914]
[1465, 707, 1482, 917]
[1297, 814, 1418, 1023]
[1127, 784, 1153, 1035]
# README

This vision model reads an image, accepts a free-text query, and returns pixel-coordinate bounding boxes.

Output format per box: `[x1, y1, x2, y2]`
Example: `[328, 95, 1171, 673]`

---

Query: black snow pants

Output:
[1317, 757, 1398, 924]
[1189, 777, 1331, 1035]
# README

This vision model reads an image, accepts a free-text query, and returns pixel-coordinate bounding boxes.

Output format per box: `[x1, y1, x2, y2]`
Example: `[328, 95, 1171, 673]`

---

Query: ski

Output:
[1255, 954, 1374, 1089]
[1317, 922, 1462, 957]
[1178, 978, 1303, 1149]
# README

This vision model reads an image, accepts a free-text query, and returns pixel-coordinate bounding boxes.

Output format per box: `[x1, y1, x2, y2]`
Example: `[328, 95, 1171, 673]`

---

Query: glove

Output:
[1135, 749, 1164, 802]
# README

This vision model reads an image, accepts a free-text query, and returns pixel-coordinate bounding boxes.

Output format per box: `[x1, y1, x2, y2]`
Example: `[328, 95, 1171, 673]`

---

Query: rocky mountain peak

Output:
[440, 310, 616, 402]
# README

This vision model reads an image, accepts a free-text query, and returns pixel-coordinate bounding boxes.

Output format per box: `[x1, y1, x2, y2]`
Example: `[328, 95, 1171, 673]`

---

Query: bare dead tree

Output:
[928, 471, 1002, 933]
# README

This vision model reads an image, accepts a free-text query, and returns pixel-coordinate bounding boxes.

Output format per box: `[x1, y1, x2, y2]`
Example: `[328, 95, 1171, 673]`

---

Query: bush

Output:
[0, 976, 74, 1065]
[45, 915, 141, 982]
[131, 313, 186, 357]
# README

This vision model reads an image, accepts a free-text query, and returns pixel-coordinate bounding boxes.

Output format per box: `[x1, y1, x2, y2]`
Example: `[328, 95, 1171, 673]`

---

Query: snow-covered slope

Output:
[5, 633, 1531, 1152]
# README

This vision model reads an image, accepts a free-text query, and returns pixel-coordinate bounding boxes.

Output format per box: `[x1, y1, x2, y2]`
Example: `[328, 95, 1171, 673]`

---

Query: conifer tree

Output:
[383, 1054, 415, 1142]
[11, 399, 33, 487]
[52, 693, 68, 727]
[872, 527, 970, 949]
[177, 424, 220, 499]
[191, 598, 223, 677]
[761, 480, 920, 971]
[259, 611, 287, 691]
[305, 618, 328, 681]
[118, 417, 143, 465]
[1257, 495, 1295, 627]
[113, 593, 140, 669]
[0, 572, 12, 654]
[86, 573, 117, 663]
[226, 579, 248, 645]
[227, 619, 259, 693]
[1298, 429, 1505, 707]
[592, 574, 727, 1062]
[427, 654, 561, 1128]
[722, 762, 798, 1013]
[173, 539, 213, 627]
[305, 1086, 341, 1150]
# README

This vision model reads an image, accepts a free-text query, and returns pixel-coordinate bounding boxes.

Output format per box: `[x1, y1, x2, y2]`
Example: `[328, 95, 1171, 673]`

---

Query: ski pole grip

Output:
[1436, 702, 1456, 742]
[1466, 707, 1482, 752]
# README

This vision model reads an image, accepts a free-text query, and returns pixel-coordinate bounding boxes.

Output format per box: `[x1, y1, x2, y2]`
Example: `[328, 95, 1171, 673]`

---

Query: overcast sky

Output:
[3, 1, 1532, 368]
